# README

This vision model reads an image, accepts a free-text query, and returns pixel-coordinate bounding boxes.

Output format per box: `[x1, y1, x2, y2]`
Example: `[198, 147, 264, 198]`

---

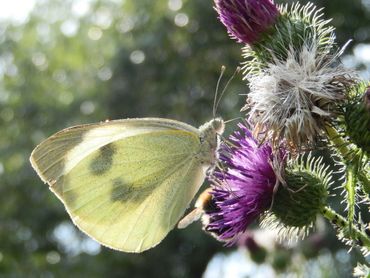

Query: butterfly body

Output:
[30, 117, 224, 252]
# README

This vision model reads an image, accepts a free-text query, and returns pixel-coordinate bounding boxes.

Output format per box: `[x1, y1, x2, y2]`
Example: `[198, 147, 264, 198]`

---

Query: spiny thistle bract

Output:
[353, 263, 370, 277]
[262, 154, 331, 240]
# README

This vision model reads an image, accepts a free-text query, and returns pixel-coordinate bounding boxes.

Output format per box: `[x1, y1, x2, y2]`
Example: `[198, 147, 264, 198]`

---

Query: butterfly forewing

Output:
[30, 119, 199, 184]
[30, 119, 206, 252]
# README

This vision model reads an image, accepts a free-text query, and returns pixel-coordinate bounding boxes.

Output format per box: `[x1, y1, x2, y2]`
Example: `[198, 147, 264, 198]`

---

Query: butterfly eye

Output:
[212, 118, 224, 134]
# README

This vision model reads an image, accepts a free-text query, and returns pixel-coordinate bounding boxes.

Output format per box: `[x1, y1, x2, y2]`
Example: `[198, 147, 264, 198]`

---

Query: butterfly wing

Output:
[30, 118, 206, 252]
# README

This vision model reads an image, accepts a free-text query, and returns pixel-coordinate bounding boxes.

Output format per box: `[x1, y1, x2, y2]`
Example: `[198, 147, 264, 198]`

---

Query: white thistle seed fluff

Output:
[246, 42, 356, 149]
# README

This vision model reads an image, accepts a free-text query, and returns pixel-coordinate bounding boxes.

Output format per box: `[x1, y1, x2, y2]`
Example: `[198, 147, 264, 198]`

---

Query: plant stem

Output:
[321, 206, 370, 253]
[346, 162, 357, 231]
[324, 124, 351, 158]
[324, 124, 370, 194]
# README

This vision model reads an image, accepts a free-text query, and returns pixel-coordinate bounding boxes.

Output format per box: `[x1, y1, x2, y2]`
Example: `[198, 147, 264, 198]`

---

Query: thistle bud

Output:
[243, 3, 336, 77]
[343, 82, 370, 154]
[214, 0, 279, 45]
[262, 155, 331, 238]
[272, 169, 328, 228]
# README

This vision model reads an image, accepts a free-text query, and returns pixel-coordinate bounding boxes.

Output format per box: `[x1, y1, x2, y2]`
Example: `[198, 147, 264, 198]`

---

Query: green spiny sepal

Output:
[262, 154, 331, 239]
[342, 81, 370, 155]
[242, 2, 335, 78]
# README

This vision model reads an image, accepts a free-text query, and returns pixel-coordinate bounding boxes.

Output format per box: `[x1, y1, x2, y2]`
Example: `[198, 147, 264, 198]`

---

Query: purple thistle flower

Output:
[205, 123, 283, 243]
[214, 0, 279, 45]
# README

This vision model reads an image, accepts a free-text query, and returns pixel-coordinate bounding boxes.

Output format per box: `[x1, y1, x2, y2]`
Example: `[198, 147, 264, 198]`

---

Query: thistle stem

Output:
[321, 206, 370, 252]
[324, 124, 351, 158]
[345, 163, 357, 231]
[324, 124, 370, 193]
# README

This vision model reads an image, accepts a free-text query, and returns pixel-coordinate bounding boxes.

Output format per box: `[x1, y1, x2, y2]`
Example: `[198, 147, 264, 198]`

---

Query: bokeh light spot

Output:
[97, 67, 112, 81]
[88, 26, 102, 40]
[16, 226, 32, 241]
[46, 251, 61, 264]
[80, 100, 96, 115]
[0, 0, 35, 23]
[117, 17, 135, 33]
[52, 69, 67, 83]
[32, 52, 48, 71]
[60, 19, 79, 37]
[130, 50, 145, 64]
[95, 8, 112, 29]
[168, 0, 183, 11]
[53, 222, 101, 256]
[72, 1, 91, 17]
[59, 92, 74, 105]
[6, 64, 18, 77]
[174, 13, 189, 27]
[354, 43, 370, 63]
[9, 153, 25, 171]
[36, 23, 51, 43]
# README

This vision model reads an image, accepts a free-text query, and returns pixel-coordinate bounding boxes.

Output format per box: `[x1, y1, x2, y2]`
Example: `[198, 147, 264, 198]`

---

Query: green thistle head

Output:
[342, 82, 370, 155]
[262, 155, 331, 238]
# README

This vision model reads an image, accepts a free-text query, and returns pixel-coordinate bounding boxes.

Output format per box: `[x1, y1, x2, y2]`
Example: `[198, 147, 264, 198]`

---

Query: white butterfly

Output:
[30, 117, 224, 252]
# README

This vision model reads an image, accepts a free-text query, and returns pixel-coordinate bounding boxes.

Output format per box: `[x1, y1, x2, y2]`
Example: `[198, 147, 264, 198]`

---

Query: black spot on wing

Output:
[111, 178, 152, 203]
[111, 178, 132, 202]
[90, 143, 116, 175]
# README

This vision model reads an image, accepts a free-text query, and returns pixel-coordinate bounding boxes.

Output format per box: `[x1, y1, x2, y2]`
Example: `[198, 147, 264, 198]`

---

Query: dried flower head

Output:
[214, 0, 279, 45]
[245, 43, 356, 150]
[204, 123, 284, 243]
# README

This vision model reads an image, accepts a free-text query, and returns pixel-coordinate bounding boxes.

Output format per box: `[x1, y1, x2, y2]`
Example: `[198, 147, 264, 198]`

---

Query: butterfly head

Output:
[210, 117, 225, 134]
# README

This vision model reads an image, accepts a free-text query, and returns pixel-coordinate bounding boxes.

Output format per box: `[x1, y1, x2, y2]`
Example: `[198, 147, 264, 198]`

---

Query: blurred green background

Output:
[0, 0, 369, 277]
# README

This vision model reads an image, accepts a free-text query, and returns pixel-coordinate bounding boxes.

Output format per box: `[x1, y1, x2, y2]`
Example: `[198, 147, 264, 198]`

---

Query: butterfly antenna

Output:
[224, 116, 244, 125]
[214, 66, 241, 117]
[213, 66, 226, 119]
